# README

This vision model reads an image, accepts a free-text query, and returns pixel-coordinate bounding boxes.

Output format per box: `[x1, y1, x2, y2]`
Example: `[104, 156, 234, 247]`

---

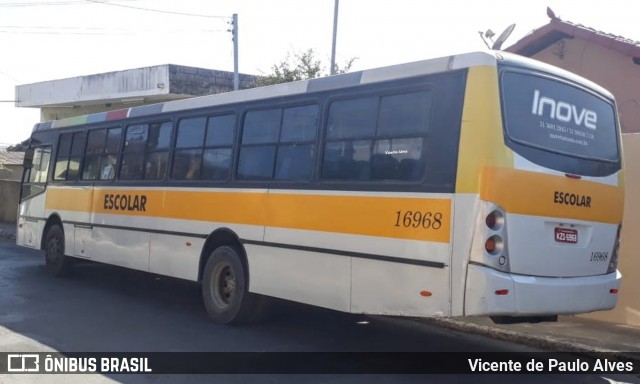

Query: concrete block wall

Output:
[581, 133, 640, 325]
[0, 180, 20, 223]
[0, 165, 22, 181]
[168, 65, 256, 96]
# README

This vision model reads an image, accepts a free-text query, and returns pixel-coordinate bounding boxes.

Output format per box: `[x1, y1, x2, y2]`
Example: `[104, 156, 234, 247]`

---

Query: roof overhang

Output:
[15, 65, 176, 108]
[506, 17, 640, 59]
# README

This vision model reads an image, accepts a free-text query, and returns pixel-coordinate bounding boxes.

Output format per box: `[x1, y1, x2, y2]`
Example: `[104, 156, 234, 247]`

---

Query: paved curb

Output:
[421, 317, 640, 362]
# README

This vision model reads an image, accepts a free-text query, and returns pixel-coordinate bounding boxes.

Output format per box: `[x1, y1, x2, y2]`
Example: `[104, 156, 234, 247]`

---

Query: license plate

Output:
[555, 228, 578, 244]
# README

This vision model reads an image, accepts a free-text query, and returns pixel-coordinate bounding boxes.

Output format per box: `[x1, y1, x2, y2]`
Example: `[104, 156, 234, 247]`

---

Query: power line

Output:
[84, 0, 230, 19]
[0, 1, 88, 6]
[0, 69, 21, 83]
[0, 0, 229, 19]
[0, 25, 226, 35]
[0, 0, 141, 7]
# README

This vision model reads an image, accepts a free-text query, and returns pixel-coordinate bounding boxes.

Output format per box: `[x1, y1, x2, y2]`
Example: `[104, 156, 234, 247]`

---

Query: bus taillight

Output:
[485, 210, 504, 230]
[485, 235, 503, 255]
[607, 224, 622, 274]
[471, 202, 510, 273]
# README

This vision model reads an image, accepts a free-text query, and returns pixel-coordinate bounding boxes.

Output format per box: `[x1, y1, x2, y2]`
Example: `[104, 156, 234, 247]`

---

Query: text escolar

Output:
[554, 191, 591, 208]
[103, 194, 147, 212]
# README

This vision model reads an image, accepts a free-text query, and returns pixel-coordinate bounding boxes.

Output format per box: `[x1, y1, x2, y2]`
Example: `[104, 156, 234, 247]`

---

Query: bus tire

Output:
[202, 245, 262, 324]
[44, 224, 73, 277]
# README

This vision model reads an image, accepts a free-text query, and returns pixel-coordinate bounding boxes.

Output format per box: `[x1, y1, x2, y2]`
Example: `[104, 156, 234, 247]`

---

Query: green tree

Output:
[255, 49, 357, 87]
[7, 139, 28, 152]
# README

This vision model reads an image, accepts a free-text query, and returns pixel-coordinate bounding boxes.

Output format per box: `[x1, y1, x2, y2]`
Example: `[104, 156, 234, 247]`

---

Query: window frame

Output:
[237, 103, 319, 182]
[171, 112, 237, 182]
[320, 88, 433, 184]
[81, 126, 122, 181]
[53, 130, 86, 182]
[119, 120, 173, 182]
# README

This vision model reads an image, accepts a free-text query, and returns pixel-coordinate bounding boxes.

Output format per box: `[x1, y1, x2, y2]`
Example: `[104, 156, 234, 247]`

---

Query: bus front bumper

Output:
[464, 264, 621, 316]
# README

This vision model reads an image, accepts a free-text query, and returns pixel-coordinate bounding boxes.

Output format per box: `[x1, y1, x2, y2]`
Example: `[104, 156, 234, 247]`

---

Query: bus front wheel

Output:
[44, 224, 73, 276]
[202, 245, 262, 324]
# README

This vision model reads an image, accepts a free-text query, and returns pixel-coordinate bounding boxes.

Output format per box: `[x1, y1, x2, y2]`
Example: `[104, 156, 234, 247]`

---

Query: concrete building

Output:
[506, 9, 640, 326]
[3, 65, 256, 224]
[16, 64, 256, 122]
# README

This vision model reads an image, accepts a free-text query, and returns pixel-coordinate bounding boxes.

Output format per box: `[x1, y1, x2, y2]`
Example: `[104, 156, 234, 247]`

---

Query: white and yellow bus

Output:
[17, 51, 624, 324]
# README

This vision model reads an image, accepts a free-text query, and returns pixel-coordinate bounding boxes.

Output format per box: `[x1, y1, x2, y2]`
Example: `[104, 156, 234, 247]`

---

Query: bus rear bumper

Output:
[464, 264, 621, 316]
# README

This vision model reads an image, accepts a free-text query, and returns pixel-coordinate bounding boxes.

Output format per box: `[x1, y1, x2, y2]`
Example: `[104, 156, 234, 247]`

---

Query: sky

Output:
[1, 0, 639, 146]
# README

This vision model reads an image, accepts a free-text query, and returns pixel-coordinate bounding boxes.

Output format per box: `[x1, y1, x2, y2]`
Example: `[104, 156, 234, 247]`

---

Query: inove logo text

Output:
[531, 89, 597, 130]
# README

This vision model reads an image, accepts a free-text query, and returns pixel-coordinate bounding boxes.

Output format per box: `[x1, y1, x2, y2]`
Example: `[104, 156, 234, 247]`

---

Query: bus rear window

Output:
[501, 71, 619, 163]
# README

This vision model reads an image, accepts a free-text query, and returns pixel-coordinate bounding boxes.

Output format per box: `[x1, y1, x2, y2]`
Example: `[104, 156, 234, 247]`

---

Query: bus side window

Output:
[274, 105, 318, 181]
[120, 122, 171, 181]
[238, 105, 318, 181]
[321, 91, 430, 182]
[171, 114, 236, 182]
[203, 114, 235, 181]
[370, 153, 398, 179]
[237, 146, 276, 179]
[82, 129, 107, 180]
[274, 144, 314, 180]
[398, 158, 423, 180]
[202, 148, 231, 180]
[82, 127, 121, 181]
[121, 124, 146, 181]
[322, 140, 371, 180]
[172, 117, 205, 181]
[54, 132, 85, 181]
[238, 109, 281, 180]
[144, 122, 172, 180]
[173, 149, 201, 180]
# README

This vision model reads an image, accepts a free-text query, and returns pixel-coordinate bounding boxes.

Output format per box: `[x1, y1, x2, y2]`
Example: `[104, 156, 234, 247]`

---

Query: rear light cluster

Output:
[484, 208, 508, 268]
[469, 202, 510, 273]
[607, 224, 622, 274]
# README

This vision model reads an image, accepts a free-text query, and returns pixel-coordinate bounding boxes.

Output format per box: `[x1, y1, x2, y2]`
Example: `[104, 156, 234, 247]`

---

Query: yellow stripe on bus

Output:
[455, 66, 514, 194]
[45, 188, 452, 243]
[480, 166, 624, 224]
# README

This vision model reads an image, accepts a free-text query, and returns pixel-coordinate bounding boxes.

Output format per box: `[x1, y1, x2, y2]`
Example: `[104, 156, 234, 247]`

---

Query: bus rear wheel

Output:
[44, 224, 73, 276]
[202, 245, 263, 324]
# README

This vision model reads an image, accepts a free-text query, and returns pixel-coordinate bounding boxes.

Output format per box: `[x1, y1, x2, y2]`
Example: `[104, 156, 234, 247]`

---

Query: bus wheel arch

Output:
[42, 214, 73, 276]
[199, 228, 266, 324]
[41, 214, 63, 250]
[198, 228, 247, 283]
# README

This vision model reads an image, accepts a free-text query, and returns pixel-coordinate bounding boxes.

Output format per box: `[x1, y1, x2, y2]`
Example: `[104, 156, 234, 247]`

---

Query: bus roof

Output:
[31, 51, 498, 132]
[30, 50, 612, 133]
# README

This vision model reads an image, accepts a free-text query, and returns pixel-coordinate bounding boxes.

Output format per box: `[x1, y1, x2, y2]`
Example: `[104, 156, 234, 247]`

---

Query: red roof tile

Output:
[506, 11, 640, 58]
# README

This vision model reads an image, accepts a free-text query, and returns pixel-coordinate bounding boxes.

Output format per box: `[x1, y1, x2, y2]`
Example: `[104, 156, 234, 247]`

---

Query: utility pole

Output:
[231, 13, 239, 90]
[330, 0, 339, 75]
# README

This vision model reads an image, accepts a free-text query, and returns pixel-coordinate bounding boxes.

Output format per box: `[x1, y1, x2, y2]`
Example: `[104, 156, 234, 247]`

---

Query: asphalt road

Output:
[0, 237, 638, 384]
